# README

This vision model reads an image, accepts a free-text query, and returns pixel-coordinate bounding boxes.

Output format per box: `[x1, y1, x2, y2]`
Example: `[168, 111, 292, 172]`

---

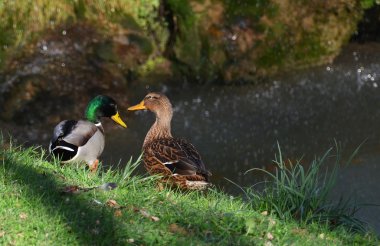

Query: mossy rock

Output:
[165, 0, 368, 83]
[0, 0, 375, 87]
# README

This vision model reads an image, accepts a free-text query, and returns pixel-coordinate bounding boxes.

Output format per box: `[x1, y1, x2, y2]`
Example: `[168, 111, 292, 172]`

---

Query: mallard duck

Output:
[49, 95, 127, 172]
[128, 92, 211, 190]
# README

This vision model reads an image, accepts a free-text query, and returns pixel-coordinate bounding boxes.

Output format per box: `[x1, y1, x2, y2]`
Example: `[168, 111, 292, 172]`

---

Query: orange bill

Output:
[111, 111, 127, 128]
[128, 100, 146, 111]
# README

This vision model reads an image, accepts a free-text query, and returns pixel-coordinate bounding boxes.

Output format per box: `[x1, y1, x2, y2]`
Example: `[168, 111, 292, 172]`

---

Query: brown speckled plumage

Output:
[128, 92, 211, 190]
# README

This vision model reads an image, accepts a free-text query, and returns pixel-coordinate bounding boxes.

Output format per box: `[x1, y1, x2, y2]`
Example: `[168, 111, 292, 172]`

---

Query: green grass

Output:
[244, 142, 372, 234]
[0, 139, 378, 245]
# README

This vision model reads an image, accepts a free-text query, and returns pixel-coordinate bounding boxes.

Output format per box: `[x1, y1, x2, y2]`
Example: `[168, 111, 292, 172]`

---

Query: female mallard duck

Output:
[49, 95, 127, 172]
[128, 92, 211, 190]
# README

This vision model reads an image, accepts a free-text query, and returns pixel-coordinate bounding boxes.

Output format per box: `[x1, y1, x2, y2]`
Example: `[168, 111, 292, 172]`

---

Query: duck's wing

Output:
[61, 120, 98, 146]
[50, 120, 98, 161]
[145, 138, 211, 178]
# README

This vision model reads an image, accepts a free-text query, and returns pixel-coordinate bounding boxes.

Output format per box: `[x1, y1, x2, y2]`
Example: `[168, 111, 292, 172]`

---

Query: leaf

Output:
[156, 183, 164, 191]
[268, 218, 276, 230]
[61, 185, 81, 194]
[139, 209, 151, 218]
[291, 228, 307, 235]
[204, 230, 212, 237]
[114, 210, 123, 217]
[245, 218, 256, 235]
[92, 199, 102, 205]
[133, 207, 159, 222]
[98, 182, 117, 191]
[151, 216, 160, 222]
[169, 223, 188, 235]
[91, 228, 99, 235]
[19, 212, 28, 220]
[61, 183, 117, 195]
[106, 199, 121, 209]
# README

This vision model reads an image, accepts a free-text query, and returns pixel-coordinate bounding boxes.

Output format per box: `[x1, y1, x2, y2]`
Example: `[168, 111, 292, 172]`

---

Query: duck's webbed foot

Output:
[89, 159, 99, 173]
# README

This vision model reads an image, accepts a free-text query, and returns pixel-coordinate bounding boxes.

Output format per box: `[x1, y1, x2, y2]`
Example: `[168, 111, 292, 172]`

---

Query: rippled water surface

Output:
[102, 43, 380, 233]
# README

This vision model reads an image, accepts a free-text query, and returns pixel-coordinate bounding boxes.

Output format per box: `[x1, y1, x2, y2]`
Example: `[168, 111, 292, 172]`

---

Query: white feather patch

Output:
[52, 146, 75, 152]
[162, 161, 175, 165]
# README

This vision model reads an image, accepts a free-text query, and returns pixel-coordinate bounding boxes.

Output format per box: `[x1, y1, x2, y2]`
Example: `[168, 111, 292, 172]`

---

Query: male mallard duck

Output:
[128, 92, 211, 190]
[49, 95, 127, 172]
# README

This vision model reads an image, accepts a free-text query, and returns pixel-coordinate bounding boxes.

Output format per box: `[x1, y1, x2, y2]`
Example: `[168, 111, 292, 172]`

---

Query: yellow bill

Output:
[111, 112, 127, 128]
[128, 101, 146, 111]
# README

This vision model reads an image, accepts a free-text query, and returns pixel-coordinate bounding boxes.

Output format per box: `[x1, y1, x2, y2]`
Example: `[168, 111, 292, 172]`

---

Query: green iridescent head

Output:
[85, 95, 127, 128]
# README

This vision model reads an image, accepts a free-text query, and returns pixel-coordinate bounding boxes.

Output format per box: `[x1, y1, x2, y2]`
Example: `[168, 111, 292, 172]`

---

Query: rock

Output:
[163, 0, 367, 83]
[0, 0, 373, 95]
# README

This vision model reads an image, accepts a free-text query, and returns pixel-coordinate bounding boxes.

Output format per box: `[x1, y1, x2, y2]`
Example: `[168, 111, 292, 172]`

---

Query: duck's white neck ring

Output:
[95, 122, 104, 134]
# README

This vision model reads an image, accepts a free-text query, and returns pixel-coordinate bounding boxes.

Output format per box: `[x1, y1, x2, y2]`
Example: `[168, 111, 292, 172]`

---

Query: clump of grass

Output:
[244, 142, 368, 233]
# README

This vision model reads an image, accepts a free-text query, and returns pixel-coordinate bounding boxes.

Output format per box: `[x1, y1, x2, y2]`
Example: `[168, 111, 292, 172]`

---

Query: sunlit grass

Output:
[0, 136, 378, 245]
[244, 142, 371, 233]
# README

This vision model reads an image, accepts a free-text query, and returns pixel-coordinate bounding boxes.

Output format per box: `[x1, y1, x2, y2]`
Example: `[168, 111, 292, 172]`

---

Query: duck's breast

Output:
[75, 129, 105, 164]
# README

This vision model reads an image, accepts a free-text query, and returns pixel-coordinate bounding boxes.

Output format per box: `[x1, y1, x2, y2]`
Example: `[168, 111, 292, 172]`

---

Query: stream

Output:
[103, 43, 380, 234]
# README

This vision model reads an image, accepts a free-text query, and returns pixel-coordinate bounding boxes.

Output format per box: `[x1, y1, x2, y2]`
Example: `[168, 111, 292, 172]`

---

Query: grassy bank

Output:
[0, 141, 377, 245]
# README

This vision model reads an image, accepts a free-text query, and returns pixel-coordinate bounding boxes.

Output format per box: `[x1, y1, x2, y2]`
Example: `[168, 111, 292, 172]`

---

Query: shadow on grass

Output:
[3, 152, 120, 244]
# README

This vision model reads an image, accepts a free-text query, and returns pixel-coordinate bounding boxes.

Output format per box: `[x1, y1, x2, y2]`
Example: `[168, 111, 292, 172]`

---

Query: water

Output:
[2, 43, 380, 233]
[103, 43, 380, 233]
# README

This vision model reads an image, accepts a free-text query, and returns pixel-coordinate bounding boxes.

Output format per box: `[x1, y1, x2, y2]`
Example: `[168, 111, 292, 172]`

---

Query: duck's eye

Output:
[145, 95, 159, 100]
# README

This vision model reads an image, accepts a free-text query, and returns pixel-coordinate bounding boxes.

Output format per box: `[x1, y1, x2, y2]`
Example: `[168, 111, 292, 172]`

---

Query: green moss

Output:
[257, 41, 286, 69]
[111, 13, 142, 31]
[255, 22, 287, 69]
[360, 0, 378, 9]
[167, 0, 200, 63]
[292, 33, 328, 63]
[0, 0, 163, 70]
[137, 56, 167, 76]
[222, 0, 278, 23]
[73, 0, 86, 19]
[167, 0, 196, 30]
[94, 40, 117, 62]
[127, 33, 153, 55]
[0, 0, 375, 83]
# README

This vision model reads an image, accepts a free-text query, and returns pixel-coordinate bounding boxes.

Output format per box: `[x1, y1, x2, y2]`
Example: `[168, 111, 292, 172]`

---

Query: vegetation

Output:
[0, 136, 378, 245]
[0, 0, 163, 68]
[361, 0, 380, 9]
[244, 143, 369, 233]
[1, 0, 378, 84]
